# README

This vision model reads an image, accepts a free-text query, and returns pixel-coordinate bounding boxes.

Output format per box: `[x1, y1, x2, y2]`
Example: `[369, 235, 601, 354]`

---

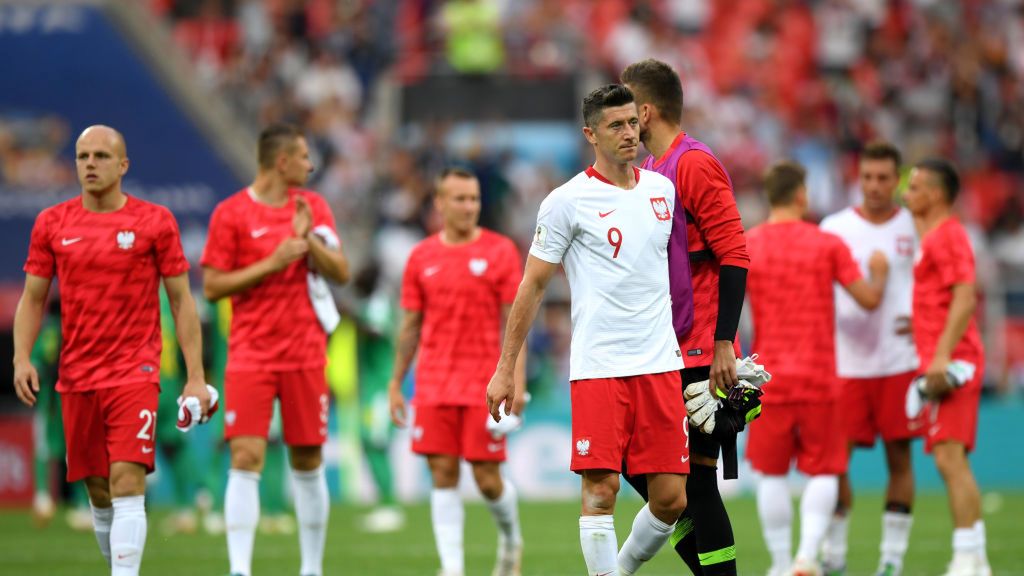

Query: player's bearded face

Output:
[592, 104, 640, 164]
[75, 135, 128, 195]
[859, 159, 898, 214]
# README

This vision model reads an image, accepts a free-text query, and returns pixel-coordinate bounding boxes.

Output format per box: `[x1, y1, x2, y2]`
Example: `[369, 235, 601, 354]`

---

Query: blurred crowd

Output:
[148, 0, 1024, 392]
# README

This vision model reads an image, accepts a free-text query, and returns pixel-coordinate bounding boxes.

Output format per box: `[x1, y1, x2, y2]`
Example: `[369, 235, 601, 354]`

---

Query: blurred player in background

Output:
[902, 159, 989, 576]
[746, 161, 888, 576]
[487, 85, 688, 576]
[202, 123, 349, 576]
[818, 142, 920, 576]
[389, 167, 525, 576]
[621, 58, 750, 576]
[13, 125, 209, 576]
[354, 261, 404, 533]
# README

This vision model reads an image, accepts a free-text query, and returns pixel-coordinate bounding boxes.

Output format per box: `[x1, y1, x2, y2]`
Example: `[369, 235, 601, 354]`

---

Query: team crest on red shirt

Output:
[469, 258, 488, 276]
[116, 230, 135, 250]
[650, 197, 671, 221]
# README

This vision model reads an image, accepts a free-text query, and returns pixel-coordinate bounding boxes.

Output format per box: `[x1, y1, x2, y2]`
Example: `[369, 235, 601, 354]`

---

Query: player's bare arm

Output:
[925, 282, 977, 397]
[202, 237, 309, 301]
[11, 273, 51, 407]
[843, 250, 889, 310]
[164, 272, 211, 415]
[487, 256, 558, 422]
[501, 304, 529, 415]
[388, 309, 423, 427]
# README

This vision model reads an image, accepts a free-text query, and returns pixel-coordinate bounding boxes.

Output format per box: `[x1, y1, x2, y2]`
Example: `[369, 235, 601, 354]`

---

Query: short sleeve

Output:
[528, 190, 574, 264]
[936, 226, 975, 287]
[308, 193, 339, 236]
[201, 202, 237, 271]
[399, 248, 423, 311]
[498, 238, 523, 304]
[155, 207, 190, 277]
[24, 209, 55, 278]
[830, 234, 862, 287]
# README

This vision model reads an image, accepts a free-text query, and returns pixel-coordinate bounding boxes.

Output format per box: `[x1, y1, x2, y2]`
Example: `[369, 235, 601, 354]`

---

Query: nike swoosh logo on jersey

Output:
[251, 227, 270, 238]
[424, 266, 441, 277]
[598, 209, 616, 218]
[141, 446, 154, 454]
[61, 237, 82, 246]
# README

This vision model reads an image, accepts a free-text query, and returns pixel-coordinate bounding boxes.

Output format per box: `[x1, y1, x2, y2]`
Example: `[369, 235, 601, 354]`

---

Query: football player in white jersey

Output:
[819, 142, 920, 576]
[487, 84, 688, 576]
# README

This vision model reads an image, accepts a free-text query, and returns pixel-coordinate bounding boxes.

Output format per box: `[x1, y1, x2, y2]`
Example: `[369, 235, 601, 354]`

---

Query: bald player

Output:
[14, 125, 210, 576]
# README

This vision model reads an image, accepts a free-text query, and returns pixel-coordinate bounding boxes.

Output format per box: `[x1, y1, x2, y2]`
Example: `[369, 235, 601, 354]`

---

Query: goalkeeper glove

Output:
[176, 385, 220, 432]
[905, 360, 976, 419]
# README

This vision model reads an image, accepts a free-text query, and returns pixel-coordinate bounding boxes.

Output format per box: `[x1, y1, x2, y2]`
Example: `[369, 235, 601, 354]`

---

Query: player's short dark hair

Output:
[861, 140, 902, 171]
[763, 161, 807, 207]
[434, 166, 477, 196]
[620, 58, 683, 126]
[257, 124, 303, 169]
[915, 157, 960, 203]
[582, 84, 635, 129]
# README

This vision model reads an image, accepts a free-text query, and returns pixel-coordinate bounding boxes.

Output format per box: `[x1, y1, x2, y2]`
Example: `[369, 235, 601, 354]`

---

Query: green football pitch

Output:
[2, 492, 1022, 575]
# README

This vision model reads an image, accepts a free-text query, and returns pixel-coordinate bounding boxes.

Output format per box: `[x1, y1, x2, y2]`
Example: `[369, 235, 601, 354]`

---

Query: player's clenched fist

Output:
[12, 358, 40, 407]
[486, 367, 515, 423]
[269, 237, 309, 272]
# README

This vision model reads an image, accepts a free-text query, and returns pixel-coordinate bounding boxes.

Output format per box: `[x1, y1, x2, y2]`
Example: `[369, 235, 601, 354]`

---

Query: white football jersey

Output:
[820, 207, 919, 378]
[530, 166, 684, 380]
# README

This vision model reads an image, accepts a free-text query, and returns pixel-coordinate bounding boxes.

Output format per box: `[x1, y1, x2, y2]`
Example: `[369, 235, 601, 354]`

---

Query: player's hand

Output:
[293, 196, 313, 238]
[867, 250, 889, 280]
[269, 238, 309, 272]
[709, 340, 738, 396]
[486, 368, 515, 423]
[13, 358, 39, 407]
[388, 380, 408, 428]
[924, 356, 953, 398]
[511, 390, 528, 416]
[182, 378, 212, 416]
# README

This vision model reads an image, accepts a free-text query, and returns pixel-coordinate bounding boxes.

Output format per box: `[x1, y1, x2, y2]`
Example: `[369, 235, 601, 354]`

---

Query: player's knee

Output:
[581, 476, 619, 514]
[289, 445, 322, 471]
[428, 456, 461, 488]
[84, 476, 111, 508]
[932, 442, 967, 478]
[108, 469, 146, 498]
[231, 445, 265, 472]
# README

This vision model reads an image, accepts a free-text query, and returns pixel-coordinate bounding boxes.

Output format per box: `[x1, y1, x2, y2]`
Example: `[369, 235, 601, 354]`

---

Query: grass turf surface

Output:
[2, 491, 1022, 575]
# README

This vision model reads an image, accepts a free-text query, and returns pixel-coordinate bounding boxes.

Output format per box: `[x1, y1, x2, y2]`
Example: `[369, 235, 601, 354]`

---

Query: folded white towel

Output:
[307, 224, 341, 334]
[177, 385, 220, 432]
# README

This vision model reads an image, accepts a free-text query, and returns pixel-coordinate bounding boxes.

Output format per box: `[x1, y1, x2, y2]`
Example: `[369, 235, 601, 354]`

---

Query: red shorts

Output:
[746, 401, 847, 476]
[61, 381, 160, 482]
[924, 372, 982, 454]
[842, 371, 924, 446]
[410, 403, 505, 462]
[224, 369, 329, 446]
[570, 371, 689, 475]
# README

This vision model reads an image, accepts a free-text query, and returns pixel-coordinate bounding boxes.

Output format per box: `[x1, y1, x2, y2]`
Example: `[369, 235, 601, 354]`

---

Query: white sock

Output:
[226, 469, 261, 576]
[579, 514, 618, 576]
[757, 475, 792, 573]
[796, 475, 838, 562]
[292, 466, 329, 576]
[821, 512, 848, 568]
[431, 488, 464, 574]
[974, 520, 988, 564]
[486, 479, 523, 549]
[110, 496, 147, 576]
[880, 511, 913, 569]
[952, 526, 979, 565]
[617, 504, 674, 576]
[91, 503, 113, 565]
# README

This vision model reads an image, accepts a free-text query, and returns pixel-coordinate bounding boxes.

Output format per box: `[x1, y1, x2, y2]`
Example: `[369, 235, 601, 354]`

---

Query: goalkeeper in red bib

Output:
[619, 59, 754, 576]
